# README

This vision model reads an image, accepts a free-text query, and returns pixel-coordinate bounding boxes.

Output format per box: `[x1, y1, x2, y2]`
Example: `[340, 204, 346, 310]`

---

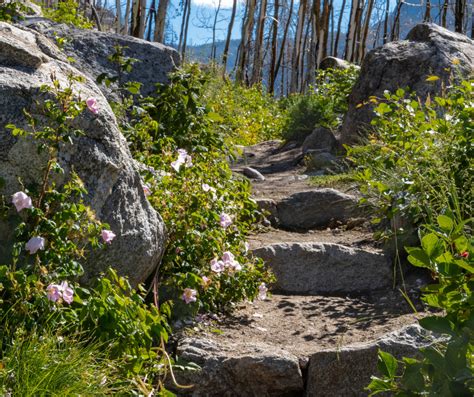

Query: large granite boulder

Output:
[340, 23, 474, 144]
[20, 19, 179, 102]
[0, 22, 166, 286]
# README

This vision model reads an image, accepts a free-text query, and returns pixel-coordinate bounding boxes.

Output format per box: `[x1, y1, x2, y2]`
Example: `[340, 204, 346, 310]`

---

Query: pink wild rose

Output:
[210, 258, 225, 273]
[143, 184, 152, 197]
[182, 288, 197, 304]
[59, 281, 74, 304]
[258, 283, 268, 301]
[46, 284, 61, 302]
[86, 97, 99, 114]
[171, 149, 193, 172]
[201, 276, 212, 288]
[219, 212, 232, 228]
[12, 191, 33, 212]
[46, 281, 74, 304]
[25, 236, 45, 254]
[101, 229, 116, 244]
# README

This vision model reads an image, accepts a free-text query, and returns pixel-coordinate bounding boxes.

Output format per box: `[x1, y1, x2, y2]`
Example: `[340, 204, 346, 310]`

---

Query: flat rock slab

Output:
[173, 294, 428, 396]
[250, 227, 375, 251]
[173, 338, 304, 397]
[305, 324, 443, 396]
[252, 242, 391, 294]
[276, 188, 362, 230]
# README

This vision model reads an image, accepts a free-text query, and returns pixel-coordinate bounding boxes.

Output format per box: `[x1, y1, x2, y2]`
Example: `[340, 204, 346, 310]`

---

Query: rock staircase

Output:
[172, 141, 436, 397]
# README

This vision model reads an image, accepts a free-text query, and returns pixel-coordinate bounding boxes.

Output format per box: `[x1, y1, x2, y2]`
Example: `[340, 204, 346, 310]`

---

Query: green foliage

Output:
[0, 75, 172, 392]
[104, 61, 273, 313]
[367, 214, 473, 396]
[351, 78, 474, 396]
[347, 82, 473, 229]
[43, 0, 93, 29]
[0, 0, 32, 22]
[310, 173, 355, 189]
[283, 67, 359, 142]
[0, 331, 133, 396]
[204, 68, 286, 145]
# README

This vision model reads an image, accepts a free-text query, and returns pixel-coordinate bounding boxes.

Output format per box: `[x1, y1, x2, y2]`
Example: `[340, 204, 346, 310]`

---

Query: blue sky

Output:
[163, 0, 397, 46]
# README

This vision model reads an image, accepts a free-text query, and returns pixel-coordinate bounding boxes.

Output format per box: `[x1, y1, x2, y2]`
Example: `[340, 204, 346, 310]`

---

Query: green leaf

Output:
[426, 75, 440, 82]
[406, 247, 431, 268]
[437, 215, 454, 232]
[377, 350, 398, 378]
[421, 233, 444, 259]
[419, 316, 455, 336]
[366, 377, 393, 395]
[401, 362, 425, 391]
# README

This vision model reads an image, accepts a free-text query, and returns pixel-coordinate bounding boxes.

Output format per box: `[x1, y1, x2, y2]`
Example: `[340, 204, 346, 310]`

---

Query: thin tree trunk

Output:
[236, 0, 257, 84]
[424, 0, 431, 22]
[290, 0, 307, 93]
[211, 0, 223, 61]
[154, 0, 170, 43]
[358, 0, 374, 63]
[269, 0, 280, 94]
[123, 0, 131, 34]
[455, 0, 466, 33]
[382, 0, 390, 43]
[178, 0, 188, 54]
[344, 0, 358, 61]
[182, 0, 192, 59]
[115, 0, 121, 33]
[251, 0, 268, 85]
[333, 0, 346, 57]
[391, 0, 403, 42]
[274, 0, 294, 84]
[146, 1, 155, 41]
[320, 0, 331, 63]
[222, 0, 238, 75]
[441, 0, 448, 28]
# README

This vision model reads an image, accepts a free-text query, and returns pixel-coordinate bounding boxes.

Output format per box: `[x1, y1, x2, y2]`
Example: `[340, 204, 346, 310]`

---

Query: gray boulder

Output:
[173, 337, 304, 397]
[304, 151, 338, 172]
[319, 56, 354, 70]
[242, 166, 265, 181]
[22, 20, 179, 101]
[301, 127, 337, 154]
[340, 23, 474, 144]
[276, 188, 361, 230]
[0, 22, 166, 286]
[256, 198, 279, 226]
[305, 324, 445, 396]
[252, 242, 391, 294]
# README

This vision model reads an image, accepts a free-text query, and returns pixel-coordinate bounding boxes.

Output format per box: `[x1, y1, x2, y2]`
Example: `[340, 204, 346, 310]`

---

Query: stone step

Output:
[250, 229, 392, 294]
[172, 292, 436, 397]
[256, 188, 363, 230]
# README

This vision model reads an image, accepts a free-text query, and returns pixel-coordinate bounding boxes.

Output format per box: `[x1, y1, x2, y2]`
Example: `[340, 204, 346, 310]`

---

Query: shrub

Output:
[367, 214, 473, 396]
[347, 82, 473, 231]
[42, 0, 93, 29]
[203, 68, 286, 146]
[347, 77, 474, 395]
[283, 66, 359, 142]
[0, 75, 171, 391]
[106, 62, 274, 314]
